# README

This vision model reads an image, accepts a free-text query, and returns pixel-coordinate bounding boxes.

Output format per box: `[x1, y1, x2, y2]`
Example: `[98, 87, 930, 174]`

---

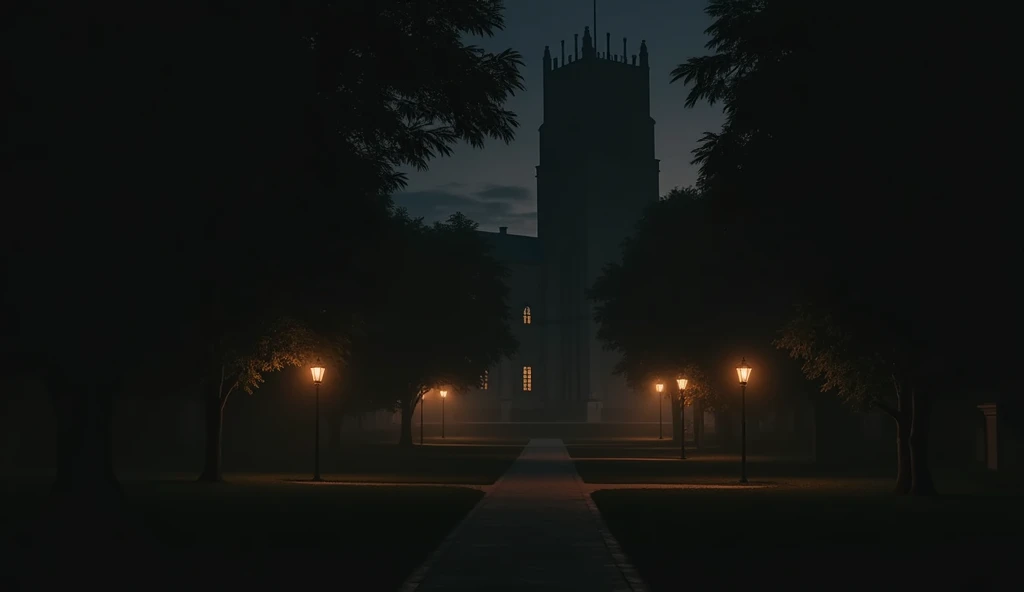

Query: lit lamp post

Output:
[676, 377, 689, 460]
[310, 359, 326, 482]
[736, 358, 752, 484]
[420, 393, 425, 446]
[655, 381, 665, 440]
[440, 389, 448, 439]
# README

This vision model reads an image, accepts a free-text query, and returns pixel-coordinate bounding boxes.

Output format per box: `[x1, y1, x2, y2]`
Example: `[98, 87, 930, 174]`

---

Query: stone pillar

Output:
[500, 400, 512, 422]
[586, 400, 603, 423]
[977, 404, 998, 470]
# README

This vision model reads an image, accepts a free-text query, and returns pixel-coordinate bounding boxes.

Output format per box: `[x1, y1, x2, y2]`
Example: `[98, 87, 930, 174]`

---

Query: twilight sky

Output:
[394, 0, 723, 236]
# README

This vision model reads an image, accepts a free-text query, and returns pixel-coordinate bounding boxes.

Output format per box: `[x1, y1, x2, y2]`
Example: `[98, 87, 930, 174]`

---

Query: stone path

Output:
[402, 438, 647, 592]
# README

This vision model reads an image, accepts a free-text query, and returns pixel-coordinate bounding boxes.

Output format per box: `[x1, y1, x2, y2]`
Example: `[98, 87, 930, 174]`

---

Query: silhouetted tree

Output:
[6, 1, 525, 493]
[671, 1, 1014, 495]
[344, 212, 517, 447]
[590, 187, 733, 438]
[776, 304, 920, 493]
[196, 318, 324, 482]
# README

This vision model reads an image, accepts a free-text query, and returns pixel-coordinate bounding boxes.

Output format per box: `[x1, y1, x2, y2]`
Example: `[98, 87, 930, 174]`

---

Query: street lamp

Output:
[655, 381, 665, 440]
[439, 389, 448, 439]
[736, 358, 752, 484]
[310, 359, 326, 482]
[676, 377, 689, 460]
[420, 392, 425, 446]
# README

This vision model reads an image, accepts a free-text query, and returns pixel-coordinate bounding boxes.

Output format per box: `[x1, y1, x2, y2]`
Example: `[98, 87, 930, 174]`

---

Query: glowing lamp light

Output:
[676, 377, 689, 391]
[736, 358, 752, 386]
[310, 360, 326, 385]
[440, 389, 448, 398]
[655, 382, 664, 394]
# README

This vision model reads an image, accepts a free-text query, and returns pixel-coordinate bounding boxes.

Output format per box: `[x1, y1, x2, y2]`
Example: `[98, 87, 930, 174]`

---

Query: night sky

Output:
[394, 0, 723, 236]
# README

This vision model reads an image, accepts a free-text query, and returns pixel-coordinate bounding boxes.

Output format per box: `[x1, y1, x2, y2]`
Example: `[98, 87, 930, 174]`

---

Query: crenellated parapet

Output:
[543, 27, 649, 73]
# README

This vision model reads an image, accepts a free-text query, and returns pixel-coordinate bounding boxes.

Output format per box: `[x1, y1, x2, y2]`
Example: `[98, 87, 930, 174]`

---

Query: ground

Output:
[5, 438, 1021, 591]
[574, 440, 1024, 591]
[2, 442, 523, 591]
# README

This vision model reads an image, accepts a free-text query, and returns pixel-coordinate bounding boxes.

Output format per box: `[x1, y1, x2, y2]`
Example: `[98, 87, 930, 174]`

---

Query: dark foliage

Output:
[344, 212, 518, 445]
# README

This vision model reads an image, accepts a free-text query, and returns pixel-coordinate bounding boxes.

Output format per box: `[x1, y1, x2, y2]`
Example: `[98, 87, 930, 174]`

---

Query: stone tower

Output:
[537, 27, 660, 420]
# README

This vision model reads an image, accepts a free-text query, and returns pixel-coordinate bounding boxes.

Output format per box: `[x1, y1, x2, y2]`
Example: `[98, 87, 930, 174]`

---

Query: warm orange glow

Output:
[523, 306, 532, 325]
[522, 366, 533, 391]
[310, 360, 326, 385]
[736, 358, 752, 385]
[655, 382, 664, 393]
[439, 389, 448, 398]
[676, 377, 688, 390]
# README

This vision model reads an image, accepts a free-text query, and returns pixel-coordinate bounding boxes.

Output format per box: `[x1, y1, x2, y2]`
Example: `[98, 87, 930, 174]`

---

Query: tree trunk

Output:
[909, 389, 937, 496]
[197, 386, 224, 482]
[398, 399, 414, 447]
[894, 416, 911, 495]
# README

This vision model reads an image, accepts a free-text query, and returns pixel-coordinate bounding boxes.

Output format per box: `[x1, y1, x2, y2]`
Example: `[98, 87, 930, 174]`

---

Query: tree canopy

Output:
[5, 1, 527, 488]
[590, 187, 746, 408]
[344, 212, 518, 445]
[669, 0, 1015, 494]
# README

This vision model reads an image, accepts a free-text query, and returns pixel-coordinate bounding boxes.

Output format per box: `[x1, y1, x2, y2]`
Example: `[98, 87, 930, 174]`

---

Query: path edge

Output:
[574, 469, 651, 592]
[397, 445, 527, 592]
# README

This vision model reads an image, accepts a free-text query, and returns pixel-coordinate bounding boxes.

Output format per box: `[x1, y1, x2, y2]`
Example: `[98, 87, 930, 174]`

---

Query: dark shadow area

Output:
[593, 488, 1022, 591]
[2, 480, 482, 591]
[324, 442, 524, 485]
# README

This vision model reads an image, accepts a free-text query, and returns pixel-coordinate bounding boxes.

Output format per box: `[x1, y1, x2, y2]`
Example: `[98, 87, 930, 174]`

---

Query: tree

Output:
[671, 1, 1015, 495]
[591, 187, 739, 441]
[5, 1, 525, 493]
[196, 317, 325, 482]
[344, 212, 517, 447]
[775, 304, 920, 494]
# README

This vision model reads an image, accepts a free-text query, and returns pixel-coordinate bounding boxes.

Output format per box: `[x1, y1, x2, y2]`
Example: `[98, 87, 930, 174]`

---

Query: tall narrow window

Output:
[480, 371, 489, 390]
[523, 306, 532, 325]
[522, 366, 533, 391]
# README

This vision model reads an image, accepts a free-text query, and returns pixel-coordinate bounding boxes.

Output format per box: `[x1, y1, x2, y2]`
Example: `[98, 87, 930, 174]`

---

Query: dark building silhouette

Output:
[473, 27, 659, 422]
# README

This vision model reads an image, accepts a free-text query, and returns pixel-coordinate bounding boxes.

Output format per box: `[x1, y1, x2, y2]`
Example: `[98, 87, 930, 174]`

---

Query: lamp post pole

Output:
[680, 395, 687, 460]
[655, 382, 665, 440]
[659, 395, 663, 439]
[676, 378, 688, 460]
[439, 390, 448, 440]
[420, 395, 424, 446]
[310, 360, 325, 483]
[314, 381, 321, 481]
[736, 358, 751, 484]
[740, 382, 747, 483]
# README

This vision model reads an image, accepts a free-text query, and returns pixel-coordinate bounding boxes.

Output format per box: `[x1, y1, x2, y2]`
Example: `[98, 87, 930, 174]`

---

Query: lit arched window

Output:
[480, 371, 489, 390]
[522, 366, 533, 391]
[523, 306, 532, 325]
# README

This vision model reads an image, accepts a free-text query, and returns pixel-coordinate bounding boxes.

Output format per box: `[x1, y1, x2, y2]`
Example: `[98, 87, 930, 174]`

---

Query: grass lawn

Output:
[593, 487, 1023, 591]
[322, 441, 524, 484]
[570, 441, 885, 484]
[2, 479, 484, 591]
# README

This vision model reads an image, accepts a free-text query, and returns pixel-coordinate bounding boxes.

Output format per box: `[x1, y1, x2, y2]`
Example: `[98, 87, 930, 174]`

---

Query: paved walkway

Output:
[403, 438, 646, 592]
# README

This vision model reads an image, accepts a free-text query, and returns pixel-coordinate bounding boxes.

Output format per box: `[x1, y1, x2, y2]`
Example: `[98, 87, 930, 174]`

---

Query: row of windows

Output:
[479, 367, 533, 391]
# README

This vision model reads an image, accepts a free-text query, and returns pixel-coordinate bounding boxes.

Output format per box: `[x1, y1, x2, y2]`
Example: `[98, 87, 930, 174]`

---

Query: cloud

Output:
[395, 183, 537, 236]
[474, 184, 531, 200]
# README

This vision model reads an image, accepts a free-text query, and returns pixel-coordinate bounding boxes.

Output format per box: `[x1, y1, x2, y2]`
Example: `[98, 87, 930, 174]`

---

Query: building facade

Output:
[471, 26, 660, 422]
